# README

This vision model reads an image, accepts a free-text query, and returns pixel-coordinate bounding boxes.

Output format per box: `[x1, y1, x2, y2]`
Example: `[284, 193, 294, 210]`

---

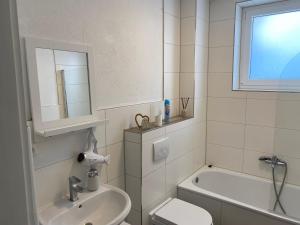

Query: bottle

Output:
[87, 168, 99, 192]
[164, 99, 171, 122]
[155, 111, 163, 127]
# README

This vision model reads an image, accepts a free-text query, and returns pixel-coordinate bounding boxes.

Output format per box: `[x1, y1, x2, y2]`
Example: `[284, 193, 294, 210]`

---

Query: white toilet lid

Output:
[153, 198, 212, 225]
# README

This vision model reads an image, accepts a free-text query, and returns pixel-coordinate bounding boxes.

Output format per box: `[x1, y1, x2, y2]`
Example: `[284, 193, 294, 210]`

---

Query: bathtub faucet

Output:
[259, 155, 287, 215]
[259, 155, 286, 168]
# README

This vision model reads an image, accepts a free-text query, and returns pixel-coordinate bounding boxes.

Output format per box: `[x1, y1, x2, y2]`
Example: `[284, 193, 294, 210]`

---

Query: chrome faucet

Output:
[258, 155, 288, 214]
[69, 176, 84, 202]
[259, 155, 286, 168]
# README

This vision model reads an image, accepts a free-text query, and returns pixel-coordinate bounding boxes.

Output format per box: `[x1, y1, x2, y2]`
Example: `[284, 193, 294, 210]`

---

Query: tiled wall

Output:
[125, 118, 207, 225]
[16, 0, 209, 213]
[207, 0, 300, 186]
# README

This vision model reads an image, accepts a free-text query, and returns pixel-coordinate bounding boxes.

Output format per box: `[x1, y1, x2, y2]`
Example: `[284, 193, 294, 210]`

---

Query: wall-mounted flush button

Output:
[153, 137, 169, 162]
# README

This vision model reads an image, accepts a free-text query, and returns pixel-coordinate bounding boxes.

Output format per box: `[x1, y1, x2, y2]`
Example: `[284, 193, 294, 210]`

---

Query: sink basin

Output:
[39, 185, 131, 225]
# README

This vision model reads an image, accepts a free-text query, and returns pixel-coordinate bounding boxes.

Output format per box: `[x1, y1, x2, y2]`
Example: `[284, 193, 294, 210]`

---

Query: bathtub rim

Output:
[178, 166, 300, 225]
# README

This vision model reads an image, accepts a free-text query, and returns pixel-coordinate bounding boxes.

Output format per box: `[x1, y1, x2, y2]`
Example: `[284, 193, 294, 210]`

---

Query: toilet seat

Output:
[150, 198, 213, 225]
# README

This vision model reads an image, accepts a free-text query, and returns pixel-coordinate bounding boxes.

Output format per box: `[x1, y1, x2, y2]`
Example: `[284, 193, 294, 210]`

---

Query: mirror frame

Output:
[25, 37, 98, 136]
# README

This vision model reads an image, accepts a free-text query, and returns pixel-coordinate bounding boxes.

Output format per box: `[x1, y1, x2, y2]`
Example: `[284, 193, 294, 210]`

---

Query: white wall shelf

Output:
[35, 119, 107, 137]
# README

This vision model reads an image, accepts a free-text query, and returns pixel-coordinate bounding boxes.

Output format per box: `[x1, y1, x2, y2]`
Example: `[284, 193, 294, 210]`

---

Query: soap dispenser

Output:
[87, 167, 99, 192]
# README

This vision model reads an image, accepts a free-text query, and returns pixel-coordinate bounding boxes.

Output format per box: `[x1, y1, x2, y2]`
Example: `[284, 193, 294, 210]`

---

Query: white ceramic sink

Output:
[39, 185, 131, 225]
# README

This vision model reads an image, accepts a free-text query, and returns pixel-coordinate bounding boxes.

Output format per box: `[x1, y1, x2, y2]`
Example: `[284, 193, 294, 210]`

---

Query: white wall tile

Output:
[180, 45, 195, 73]
[246, 99, 277, 127]
[164, 14, 180, 45]
[180, 73, 195, 98]
[209, 19, 234, 47]
[207, 121, 244, 148]
[277, 92, 300, 101]
[164, 0, 180, 17]
[207, 97, 246, 123]
[181, 0, 196, 18]
[275, 100, 300, 130]
[107, 142, 124, 181]
[246, 92, 278, 100]
[195, 46, 208, 72]
[208, 73, 246, 99]
[192, 146, 206, 170]
[181, 17, 196, 45]
[245, 125, 275, 153]
[125, 141, 141, 177]
[126, 175, 141, 211]
[164, 44, 180, 73]
[208, 47, 233, 73]
[194, 98, 207, 122]
[196, 0, 210, 21]
[196, 19, 209, 47]
[210, 0, 236, 22]
[142, 166, 166, 209]
[166, 125, 196, 162]
[94, 123, 106, 148]
[194, 73, 207, 98]
[166, 152, 194, 192]
[35, 159, 73, 208]
[274, 128, 300, 159]
[282, 156, 300, 186]
[108, 175, 125, 190]
[164, 73, 180, 99]
[206, 144, 243, 171]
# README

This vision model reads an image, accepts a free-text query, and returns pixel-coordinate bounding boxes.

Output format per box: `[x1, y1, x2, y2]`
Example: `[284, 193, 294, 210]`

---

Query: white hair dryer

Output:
[77, 130, 110, 166]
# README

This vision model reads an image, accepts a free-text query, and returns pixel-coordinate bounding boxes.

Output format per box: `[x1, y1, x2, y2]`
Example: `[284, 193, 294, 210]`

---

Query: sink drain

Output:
[85, 223, 92, 225]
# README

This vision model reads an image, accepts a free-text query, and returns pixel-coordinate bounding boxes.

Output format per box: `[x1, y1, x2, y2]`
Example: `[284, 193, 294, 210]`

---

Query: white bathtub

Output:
[178, 166, 300, 225]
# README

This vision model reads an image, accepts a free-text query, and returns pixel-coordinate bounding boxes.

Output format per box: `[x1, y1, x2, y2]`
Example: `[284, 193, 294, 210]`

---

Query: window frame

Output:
[233, 0, 300, 92]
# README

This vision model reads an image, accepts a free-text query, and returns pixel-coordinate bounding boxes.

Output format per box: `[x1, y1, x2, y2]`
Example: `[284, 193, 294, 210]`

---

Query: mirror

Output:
[163, 0, 197, 119]
[35, 48, 91, 122]
[25, 38, 99, 136]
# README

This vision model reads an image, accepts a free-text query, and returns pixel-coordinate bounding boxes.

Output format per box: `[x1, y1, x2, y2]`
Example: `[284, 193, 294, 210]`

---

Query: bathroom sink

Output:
[39, 185, 131, 225]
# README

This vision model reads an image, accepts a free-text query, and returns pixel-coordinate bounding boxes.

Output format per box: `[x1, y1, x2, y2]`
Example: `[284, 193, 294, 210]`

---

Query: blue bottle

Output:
[164, 99, 171, 122]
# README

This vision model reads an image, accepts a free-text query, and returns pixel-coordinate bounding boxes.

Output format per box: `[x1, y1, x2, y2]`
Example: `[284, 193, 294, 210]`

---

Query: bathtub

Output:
[178, 166, 300, 225]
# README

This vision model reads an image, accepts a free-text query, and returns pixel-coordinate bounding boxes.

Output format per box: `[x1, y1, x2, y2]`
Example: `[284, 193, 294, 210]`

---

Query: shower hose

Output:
[272, 164, 287, 214]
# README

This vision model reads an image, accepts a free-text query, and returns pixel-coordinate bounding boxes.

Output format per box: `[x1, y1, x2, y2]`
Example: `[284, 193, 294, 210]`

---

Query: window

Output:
[233, 0, 300, 92]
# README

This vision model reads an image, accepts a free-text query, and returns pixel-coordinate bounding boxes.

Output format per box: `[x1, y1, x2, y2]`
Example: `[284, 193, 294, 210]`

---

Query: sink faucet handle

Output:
[259, 156, 271, 161]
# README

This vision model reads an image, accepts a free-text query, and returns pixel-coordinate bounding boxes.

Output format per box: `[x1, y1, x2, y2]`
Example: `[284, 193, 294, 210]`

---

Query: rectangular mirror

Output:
[35, 48, 91, 121]
[25, 38, 100, 137]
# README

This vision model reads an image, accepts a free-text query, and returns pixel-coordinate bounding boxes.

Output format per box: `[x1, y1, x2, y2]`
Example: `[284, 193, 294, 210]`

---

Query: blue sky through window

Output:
[250, 11, 300, 80]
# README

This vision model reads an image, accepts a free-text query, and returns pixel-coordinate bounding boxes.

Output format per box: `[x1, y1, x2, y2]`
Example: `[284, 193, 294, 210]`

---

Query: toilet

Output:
[149, 198, 213, 225]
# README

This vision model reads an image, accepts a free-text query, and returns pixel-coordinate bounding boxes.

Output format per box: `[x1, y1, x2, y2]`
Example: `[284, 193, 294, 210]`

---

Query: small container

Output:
[87, 168, 99, 192]
[164, 99, 171, 122]
[155, 113, 163, 127]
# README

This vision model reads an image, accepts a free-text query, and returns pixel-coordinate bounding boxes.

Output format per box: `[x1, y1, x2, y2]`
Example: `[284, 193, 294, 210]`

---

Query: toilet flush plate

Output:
[153, 137, 169, 162]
